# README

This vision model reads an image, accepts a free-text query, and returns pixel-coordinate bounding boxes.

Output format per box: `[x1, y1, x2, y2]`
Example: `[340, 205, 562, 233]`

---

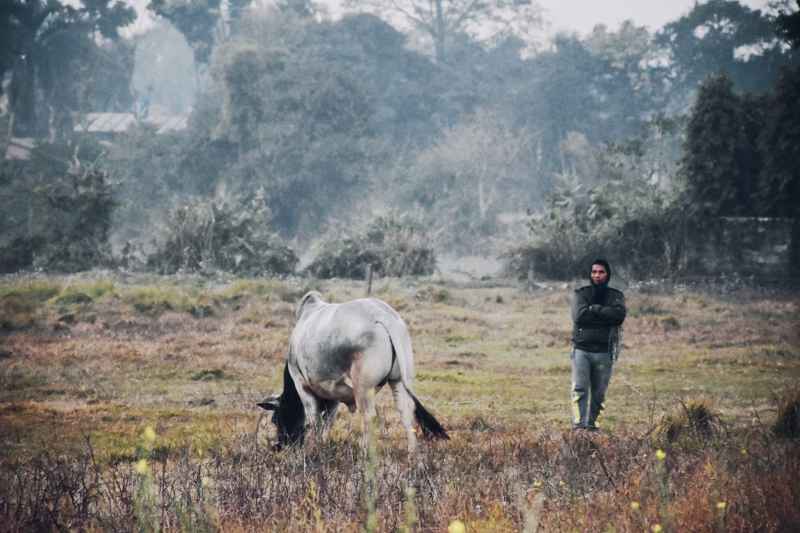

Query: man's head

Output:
[590, 259, 611, 286]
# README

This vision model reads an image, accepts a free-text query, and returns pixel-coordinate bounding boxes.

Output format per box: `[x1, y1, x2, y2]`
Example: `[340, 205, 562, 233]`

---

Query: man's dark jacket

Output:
[571, 285, 626, 353]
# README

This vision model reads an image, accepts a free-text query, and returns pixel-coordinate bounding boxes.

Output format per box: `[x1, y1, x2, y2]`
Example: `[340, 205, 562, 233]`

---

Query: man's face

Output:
[591, 264, 609, 285]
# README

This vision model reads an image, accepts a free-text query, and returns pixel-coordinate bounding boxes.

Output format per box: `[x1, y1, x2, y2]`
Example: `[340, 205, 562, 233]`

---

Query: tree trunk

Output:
[790, 212, 800, 278]
[434, 0, 446, 63]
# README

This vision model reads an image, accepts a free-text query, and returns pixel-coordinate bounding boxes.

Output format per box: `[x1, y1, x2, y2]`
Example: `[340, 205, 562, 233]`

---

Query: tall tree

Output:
[209, 7, 377, 235]
[656, 0, 794, 104]
[682, 73, 760, 217]
[345, 0, 543, 63]
[1, 0, 135, 136]
[775, 0, 800, 48]
[148, 0, 221, 64]
[513, 33, 655, 186]
[759, 7, 800, 273]
[405, 108, 534, 252]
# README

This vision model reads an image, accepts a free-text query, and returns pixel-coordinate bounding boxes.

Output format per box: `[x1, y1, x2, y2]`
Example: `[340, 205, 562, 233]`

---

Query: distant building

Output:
[4, 137, 35, 161]
[74, 113, 138, 140]
[73, 111, 187, 138]
[146, 110, 188, 134]
[3, 111, 188, 161]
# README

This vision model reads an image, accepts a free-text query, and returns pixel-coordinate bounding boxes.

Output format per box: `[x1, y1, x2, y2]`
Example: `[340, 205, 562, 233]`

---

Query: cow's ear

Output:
[257, 395, 281, 411]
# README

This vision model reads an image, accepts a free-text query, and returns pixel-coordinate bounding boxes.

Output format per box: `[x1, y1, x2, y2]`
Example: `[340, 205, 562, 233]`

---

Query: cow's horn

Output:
[257, 395, 280, 410]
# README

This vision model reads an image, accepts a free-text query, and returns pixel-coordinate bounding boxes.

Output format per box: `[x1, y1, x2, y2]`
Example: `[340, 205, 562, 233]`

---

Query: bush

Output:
[773, 387, 800, 439]
[653, 399, 724, 447]
[306, 213, 436, 279]
[147, 191, 298, 276]
[0, 151, 114, 273]
[503, 177, 687, 280]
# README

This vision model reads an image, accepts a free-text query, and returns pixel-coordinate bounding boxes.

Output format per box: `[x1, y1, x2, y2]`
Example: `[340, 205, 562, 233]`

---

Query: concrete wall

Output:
[687, 217, 793, 278]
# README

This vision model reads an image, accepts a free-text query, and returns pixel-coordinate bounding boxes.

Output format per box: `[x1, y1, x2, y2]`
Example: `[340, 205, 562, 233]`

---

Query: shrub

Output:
[503, 177, 687, 280]
[0, 154, 114, 273]
[653, 399, 724, 447]
[147, 190, 298, 276]
[306, 213, 436, 279]
[773, 387, 800, 439]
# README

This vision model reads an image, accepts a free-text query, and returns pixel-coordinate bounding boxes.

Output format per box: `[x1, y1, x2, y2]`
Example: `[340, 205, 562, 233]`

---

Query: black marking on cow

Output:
[273, 362, 306, 448]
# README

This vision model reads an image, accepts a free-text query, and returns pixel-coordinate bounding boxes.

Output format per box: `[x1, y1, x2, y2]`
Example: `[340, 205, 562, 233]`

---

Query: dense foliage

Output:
[146, 192, 298, 276]
[1, 0, 798, 278]
[306, 214, 436, 279]
[0, 140, 114, 273]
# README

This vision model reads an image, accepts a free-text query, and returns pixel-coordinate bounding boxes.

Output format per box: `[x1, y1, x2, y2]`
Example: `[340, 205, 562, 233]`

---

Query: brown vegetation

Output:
[0, 274, 798, 531]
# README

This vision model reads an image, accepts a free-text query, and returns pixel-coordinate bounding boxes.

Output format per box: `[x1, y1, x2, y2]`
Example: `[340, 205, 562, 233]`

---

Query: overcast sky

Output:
[539, 0, 771, 36]
[122, 0, 774, 39]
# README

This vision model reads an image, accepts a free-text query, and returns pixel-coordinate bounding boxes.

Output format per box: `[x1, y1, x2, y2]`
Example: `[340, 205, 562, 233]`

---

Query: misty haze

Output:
[1, 0, 799, 531]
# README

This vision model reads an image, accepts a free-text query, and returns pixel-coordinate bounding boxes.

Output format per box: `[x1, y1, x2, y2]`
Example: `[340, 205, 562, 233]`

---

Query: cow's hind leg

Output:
[390, 380, 417, 453]
[351, 352, 380, 451]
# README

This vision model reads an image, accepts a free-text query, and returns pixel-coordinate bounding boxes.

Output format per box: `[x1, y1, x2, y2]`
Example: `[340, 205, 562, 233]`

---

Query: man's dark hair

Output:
[591, 258, 611, 281]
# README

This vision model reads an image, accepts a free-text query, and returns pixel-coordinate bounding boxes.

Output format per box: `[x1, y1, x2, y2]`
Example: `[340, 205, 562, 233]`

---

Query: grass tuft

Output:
[191, 369, 227, 381]
[653, 399, 723, 446]
[773, 387, 800, 439]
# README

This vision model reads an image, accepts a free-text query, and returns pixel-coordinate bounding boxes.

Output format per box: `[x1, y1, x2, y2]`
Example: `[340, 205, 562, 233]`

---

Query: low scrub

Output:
[147, 193, 298, 276]
[0, 156, 114, 273]
[306, 213, 436, 279]
[653, 399, 725, 447]
[1, 424, 798, 532]
[773, 387, 800, 439]
[503, 178, 687, 280]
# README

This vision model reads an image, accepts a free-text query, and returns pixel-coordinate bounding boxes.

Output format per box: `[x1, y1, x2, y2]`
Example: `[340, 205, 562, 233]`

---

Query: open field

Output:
[1, 273, 799, 531]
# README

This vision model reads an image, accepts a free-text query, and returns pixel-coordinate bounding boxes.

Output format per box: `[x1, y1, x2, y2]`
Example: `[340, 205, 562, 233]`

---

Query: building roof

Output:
[73, 112, 188, 134]
[4, 138, 35, 160]
[147, 113, 188, 133]
[77, 113, 138, 133]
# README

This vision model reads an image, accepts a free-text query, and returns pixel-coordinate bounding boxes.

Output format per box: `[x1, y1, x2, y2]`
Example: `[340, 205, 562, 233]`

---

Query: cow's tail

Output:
[409, 390, 449, 440]
[379, 319, 449, 440]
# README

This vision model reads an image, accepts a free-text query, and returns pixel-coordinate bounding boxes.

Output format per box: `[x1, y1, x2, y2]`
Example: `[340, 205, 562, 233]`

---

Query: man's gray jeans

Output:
[571, 348, 614, 428]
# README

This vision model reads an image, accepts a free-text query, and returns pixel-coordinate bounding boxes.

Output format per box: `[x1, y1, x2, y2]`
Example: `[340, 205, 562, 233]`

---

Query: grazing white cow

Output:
[258, 291, 448, 451]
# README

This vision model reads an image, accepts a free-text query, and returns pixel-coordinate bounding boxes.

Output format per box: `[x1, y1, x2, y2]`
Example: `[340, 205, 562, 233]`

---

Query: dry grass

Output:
[0, 273, 799, 531]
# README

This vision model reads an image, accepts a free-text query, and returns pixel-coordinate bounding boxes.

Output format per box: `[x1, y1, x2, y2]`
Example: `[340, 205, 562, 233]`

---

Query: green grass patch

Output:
[0, 280, 63, 329]
[0, 279, 62, 301]
[122, 286, 199, 315]
[52, 280, 116, 304]
[0, 367, 49, 396]
[217, 279, 283, 302]
[191, 369, 227, 381]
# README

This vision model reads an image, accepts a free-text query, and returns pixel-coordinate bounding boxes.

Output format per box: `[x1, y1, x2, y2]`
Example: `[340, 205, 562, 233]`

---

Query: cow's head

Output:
[257, 363, 306, 449]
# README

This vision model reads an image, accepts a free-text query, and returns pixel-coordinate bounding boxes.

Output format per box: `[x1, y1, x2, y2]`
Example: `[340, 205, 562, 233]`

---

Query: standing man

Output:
[570, 259, 626, 431]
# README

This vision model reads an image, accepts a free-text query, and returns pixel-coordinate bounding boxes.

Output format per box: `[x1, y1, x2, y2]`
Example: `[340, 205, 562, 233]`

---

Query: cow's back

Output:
[290, 299, 394, 385]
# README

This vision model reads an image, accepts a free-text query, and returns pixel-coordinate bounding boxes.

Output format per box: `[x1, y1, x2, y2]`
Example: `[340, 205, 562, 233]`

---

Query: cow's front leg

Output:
[294, 384, 323, 440]
[319, 399, 339, 440]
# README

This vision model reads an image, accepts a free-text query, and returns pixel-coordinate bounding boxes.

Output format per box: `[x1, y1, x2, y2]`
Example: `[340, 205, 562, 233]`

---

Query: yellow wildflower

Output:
[143, 426, 157, 444]
[135, 459, 149, 475]
[651, 524, 663, 533]
[655, 449, 666, 461]
[717, 501, 727, 510]
[630, 501, 640, 511]
[448, 520, 466, 533]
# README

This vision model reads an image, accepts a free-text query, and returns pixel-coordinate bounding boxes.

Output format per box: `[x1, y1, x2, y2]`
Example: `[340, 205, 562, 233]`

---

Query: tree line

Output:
[1, 0, 798, 278]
